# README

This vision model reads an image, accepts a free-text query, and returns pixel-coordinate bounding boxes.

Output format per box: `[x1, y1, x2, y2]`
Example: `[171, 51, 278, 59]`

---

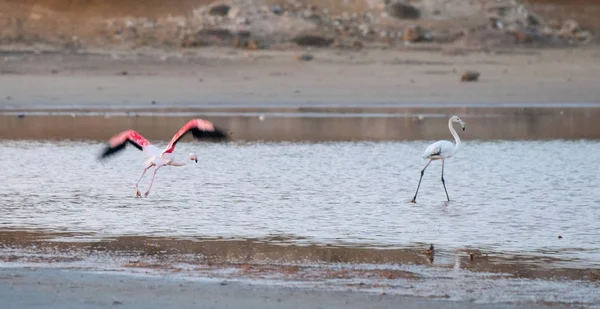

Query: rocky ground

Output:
[0, 0, 597, 53]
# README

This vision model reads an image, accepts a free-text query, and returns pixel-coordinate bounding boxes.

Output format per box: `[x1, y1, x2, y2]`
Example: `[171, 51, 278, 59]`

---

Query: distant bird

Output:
[99, 119, 228, 197]
[410, 115, 466, 203]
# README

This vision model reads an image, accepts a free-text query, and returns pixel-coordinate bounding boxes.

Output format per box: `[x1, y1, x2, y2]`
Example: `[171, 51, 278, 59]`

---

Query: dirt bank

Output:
[1, 0, 597, 51]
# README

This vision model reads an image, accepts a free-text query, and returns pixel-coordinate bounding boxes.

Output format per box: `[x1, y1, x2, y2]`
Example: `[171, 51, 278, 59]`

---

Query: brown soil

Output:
[1, 0, 599, 50]
[524, 0, 600, 34]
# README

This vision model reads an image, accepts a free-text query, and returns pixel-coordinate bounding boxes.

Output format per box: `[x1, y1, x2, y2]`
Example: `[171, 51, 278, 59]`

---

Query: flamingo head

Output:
[189, 152, 198, 163]
[450, 115, 466, 131]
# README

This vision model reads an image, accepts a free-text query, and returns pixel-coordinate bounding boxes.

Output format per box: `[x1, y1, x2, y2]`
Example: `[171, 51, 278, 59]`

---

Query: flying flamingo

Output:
[99, 119, 228, 197]
[410, 115, 466, 203]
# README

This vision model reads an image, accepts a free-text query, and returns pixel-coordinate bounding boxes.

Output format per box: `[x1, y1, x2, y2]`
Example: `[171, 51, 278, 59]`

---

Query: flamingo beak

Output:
[461, 122, 466, 131]
[195, 159, 198, 163]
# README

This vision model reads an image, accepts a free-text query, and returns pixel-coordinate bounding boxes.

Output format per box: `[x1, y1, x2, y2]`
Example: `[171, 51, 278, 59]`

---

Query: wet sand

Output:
[0, 268, 559, 309]
[2, 47, 600, 109]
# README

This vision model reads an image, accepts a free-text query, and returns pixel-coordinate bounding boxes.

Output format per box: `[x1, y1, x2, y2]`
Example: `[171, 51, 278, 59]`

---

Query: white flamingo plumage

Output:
[410, 115, 466, 203]
[99, 119, 228, 197]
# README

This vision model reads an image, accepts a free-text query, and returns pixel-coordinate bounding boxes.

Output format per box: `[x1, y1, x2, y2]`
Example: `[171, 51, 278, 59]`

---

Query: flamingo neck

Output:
[169, 160, 187, 167]
[448, 119, 462, 155]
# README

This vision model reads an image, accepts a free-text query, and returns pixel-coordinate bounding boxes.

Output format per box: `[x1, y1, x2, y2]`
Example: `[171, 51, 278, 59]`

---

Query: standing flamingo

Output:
[410, 115, 466, 203]
[99, 119, 228, 197]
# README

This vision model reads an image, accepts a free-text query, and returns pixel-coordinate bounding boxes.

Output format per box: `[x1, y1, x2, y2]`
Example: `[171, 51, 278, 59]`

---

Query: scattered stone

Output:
[296, 53, 314, 61]
[112, 300, 123, 305]
[151, 100, 156, 105]
[513, 29, 534, 44]
[386, 2, 421, 20]
[41, 0, 593, 52]
[292, 33, 333, 47]
[182, 28, 235, 47]
[402, 25, 431, 43]
[271, 5, 283, 15]
[461, 71, 480, 82]
[208, 4, 231, 17]
[17, 114, 25, 119]
[559, 19, 580, 36]
[119, 71, 128, 76]
[558, 235, 563, 239]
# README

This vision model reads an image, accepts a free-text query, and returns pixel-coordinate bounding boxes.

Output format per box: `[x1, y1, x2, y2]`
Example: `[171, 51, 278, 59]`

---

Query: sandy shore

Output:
[1, 46, 600, 141]
[0, 267, 559, 309]
[2, 47, 600, 108]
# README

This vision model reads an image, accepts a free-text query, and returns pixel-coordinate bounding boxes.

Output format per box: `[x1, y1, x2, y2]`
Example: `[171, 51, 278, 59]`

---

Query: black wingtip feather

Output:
[99, 139, 142, 160]
[190, 126, 229, 141]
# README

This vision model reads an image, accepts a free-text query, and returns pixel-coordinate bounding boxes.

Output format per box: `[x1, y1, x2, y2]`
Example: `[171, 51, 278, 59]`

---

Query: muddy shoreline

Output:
[2, 47, 600, 141]
[2, 105, 600, 141]
[0, 267, 561, 309]
[1, 229, 598, 308]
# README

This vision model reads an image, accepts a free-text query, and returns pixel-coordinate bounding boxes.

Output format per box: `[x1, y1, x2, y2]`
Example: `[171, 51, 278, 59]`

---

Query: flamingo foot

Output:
[135, 189, 142, 198]
[410, 198, 417, 204]
[144, 191, 150, 198]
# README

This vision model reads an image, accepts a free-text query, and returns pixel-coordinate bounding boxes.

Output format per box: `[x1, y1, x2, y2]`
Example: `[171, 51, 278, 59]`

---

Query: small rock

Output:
[271, 5, 283, 15]
[151, 100, 156, 105]
[17, 114, 25, 118]
[514, 30, 534, 44]
[558, 235, 563, 239]
[228, 7, 241, 19]
[561, 19, 580, 35]
[402, 25, 422, 42]
[386, 2, 420, 20]
[296, 53, 314, 61]
[112, 300, 123, 305]
[247, 40, 259, 50]
[461, 71, 480, 82]
[292, 33, 333, 47]
[548, 19, 562, 30]
[575, 30, 592, 43]
[119, 71, 128, 76]
[352, 40, 364, 50]
[209, 4, 231, 17]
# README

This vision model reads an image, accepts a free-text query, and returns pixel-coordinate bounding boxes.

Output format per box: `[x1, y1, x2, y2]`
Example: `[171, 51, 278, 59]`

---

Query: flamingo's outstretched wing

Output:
[162, 119, 228, 155]
[99, 130, 152, 159]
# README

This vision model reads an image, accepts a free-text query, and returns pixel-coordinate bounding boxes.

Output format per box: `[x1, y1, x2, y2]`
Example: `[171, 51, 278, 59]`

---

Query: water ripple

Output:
[0, 139, 599, 267]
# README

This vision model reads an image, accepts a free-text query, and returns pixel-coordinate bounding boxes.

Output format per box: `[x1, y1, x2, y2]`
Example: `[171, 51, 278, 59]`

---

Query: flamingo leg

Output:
[410, 159, 432, 203]
[134, 165, 154, 197]
[441, 159, 450, 202]
[144, 166, 163, 197]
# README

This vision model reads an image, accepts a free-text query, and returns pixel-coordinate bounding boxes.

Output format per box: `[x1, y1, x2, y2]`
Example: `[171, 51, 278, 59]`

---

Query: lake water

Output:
[1, 139, 599, 266]
[2, 139, 600, 307]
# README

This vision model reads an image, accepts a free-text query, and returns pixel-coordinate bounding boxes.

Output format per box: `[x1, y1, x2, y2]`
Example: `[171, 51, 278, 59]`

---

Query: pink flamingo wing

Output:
[162, 119, 227, 154]
[100, 130, 151, 159]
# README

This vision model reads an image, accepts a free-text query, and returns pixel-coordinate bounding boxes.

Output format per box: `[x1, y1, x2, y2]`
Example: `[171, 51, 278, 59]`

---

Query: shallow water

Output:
[0, 139, 599, 267]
